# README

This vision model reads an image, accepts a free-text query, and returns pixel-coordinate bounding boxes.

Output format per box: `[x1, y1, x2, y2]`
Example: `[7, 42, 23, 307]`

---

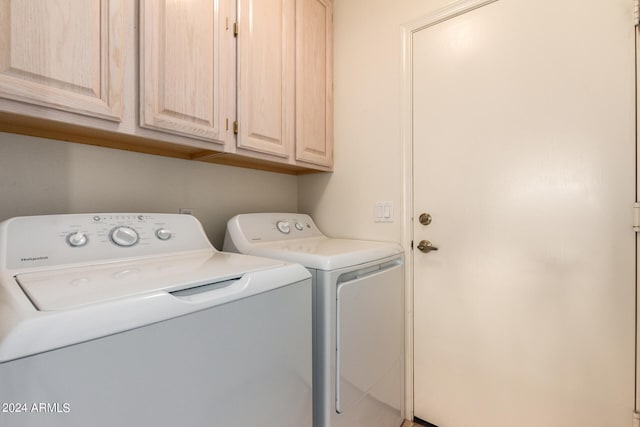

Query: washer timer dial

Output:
[110, 226, 139, 247]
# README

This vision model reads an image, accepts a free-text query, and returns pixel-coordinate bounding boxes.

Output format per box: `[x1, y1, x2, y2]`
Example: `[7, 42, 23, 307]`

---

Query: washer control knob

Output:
[110, 226, 139, 247]
[67, 232, 88, 247]
[156, 228, 172, 241]
[276, 221, 291, 234]
[294, 222, 304, 231]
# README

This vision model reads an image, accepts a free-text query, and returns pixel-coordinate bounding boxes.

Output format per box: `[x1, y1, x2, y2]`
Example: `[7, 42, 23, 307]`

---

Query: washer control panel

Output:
[2, 213, 213, 270]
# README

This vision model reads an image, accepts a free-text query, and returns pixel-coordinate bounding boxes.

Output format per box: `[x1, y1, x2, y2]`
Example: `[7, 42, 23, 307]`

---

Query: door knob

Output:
[419, 213, 432, 226]
[417, 240, 438, 253]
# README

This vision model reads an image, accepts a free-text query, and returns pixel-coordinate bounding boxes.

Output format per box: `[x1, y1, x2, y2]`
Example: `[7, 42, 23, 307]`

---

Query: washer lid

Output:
[15, 251, 288, 311]
[0, 252, 310, 363]
[247, 237, 403, 271]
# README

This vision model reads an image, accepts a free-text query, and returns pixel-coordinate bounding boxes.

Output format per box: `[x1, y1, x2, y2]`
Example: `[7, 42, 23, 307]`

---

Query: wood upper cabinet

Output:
[237, 0, 295, 158]
[295, 0, 333, 168]
[236, 0, 333, 168]
[140, 0, 229, 144]
[0, 0, 124, 121]
[0, 0, 332, 173]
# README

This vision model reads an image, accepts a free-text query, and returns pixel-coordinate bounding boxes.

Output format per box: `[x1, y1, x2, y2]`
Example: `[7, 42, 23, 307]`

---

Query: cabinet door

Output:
[295, 0, 333, 167]
[140, 0, 229, 143]
[237, 0, 295, 158]
[0, 0, 124, 121]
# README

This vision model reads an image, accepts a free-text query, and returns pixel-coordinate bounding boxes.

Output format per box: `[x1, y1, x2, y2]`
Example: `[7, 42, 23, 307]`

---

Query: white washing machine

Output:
[0, 213, 312, 427]
[224, 213, 404, 427]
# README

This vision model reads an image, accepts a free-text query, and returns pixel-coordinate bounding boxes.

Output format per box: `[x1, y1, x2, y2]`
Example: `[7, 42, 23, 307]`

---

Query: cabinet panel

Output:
[295, 0, 333, 167]
[237, 0, 294, 158]
[0, 0, 124, 121]
[140, 0, 227, 143]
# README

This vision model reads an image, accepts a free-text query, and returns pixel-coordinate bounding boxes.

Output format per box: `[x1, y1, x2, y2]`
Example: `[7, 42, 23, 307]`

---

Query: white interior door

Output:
[412, 0, 636, 426]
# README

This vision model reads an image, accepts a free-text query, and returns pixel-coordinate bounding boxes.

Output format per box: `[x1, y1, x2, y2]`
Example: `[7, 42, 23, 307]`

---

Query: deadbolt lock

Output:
[419, 213, 432, 226]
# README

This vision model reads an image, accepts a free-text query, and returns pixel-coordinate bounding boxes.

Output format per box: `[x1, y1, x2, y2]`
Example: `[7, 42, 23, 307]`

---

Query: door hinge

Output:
[635, 0, 640, 26]
[411, 240, 414, 250]
[233, 120, 239, 135]
[633, 411, 640, 427]
[634, 202, 640, 231]
[233, 22, 238, 37]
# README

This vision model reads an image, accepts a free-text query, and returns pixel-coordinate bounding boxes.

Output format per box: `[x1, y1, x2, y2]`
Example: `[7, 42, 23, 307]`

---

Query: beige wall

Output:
[0, 132, 298, 248]
[298, 0, 454, 243]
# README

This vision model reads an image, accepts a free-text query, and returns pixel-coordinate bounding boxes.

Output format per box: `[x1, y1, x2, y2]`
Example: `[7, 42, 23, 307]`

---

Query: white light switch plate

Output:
[374, 201, 393, 223]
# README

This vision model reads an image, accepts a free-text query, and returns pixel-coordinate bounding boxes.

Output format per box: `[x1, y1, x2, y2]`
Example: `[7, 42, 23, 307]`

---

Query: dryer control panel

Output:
[224, 213, 325, 248]
[1, 213, 213, 271]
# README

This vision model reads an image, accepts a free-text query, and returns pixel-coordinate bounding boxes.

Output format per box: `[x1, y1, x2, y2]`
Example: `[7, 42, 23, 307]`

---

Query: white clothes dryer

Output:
[0, 213, 312, 427]
[224, 213, 404, 427]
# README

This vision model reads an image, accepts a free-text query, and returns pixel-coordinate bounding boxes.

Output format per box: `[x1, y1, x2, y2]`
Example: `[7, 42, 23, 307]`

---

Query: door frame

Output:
[636, 20, 640, 420]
